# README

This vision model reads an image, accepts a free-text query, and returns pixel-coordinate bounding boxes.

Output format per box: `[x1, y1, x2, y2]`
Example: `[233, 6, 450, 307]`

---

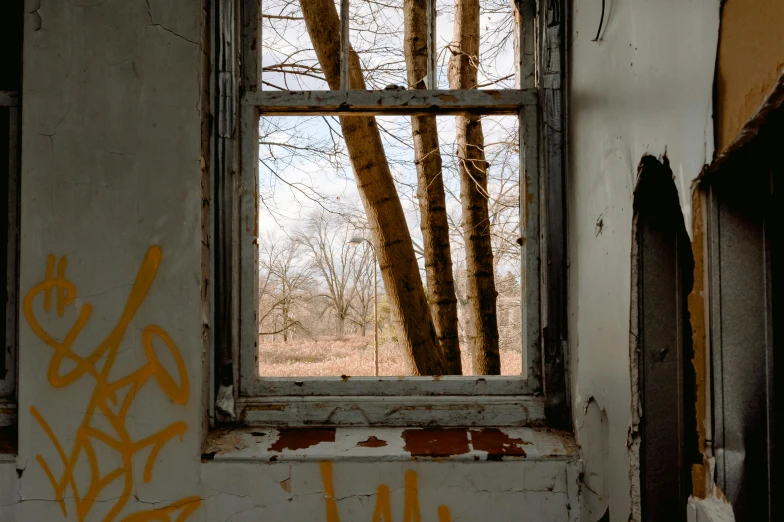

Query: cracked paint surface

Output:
[22, 247, 199, 521]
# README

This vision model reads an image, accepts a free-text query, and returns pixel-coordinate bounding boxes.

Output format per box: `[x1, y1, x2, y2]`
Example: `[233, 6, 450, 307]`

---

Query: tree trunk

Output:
[403, 0, 463, 375]
[448, 0, 501, 375]
[300, 0, 448, 375]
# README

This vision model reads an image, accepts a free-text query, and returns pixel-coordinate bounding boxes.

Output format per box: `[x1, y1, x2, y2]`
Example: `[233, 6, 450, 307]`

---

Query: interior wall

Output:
[715, 0, 784, 152]
[568, 1, 719, 520]
[0, 2, 581, 521]
[6, 0, 205, 518]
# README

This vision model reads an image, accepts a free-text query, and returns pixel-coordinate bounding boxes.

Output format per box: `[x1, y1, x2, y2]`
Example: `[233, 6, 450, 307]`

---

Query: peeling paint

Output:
[689, 187, 710, 499]
[269, 428, 336, 452]
[356, 436, 387, 448]
[401, 428, 470, 457]
[469, 428, 529, 457]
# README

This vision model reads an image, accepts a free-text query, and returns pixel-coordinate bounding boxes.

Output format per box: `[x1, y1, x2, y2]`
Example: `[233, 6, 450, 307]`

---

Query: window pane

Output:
[257, 115, 521, 377]
[262, 0, 330, 90]
[436, 0, 516, 90]
[261, 1, 516, 91]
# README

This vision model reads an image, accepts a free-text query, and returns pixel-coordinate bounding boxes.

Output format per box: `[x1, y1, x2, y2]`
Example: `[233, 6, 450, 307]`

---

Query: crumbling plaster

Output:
[568, 1, 719, 521]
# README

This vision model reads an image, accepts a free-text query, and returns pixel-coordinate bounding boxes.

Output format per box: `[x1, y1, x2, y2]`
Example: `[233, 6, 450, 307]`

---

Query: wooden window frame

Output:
[1, 0, 23, 431]
[212, 0, 568, 428]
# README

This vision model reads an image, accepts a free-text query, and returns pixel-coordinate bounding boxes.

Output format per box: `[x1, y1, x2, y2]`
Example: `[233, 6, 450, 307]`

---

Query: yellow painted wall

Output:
[716, 0, 784, 152]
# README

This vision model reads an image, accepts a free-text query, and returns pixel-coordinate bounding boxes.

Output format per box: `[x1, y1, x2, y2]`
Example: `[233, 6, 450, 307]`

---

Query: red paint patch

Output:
[356, 436, 388, 448]
[269, 428, 336, 452]
[470, 428, 529, 457]
[401, 428, 470, 457]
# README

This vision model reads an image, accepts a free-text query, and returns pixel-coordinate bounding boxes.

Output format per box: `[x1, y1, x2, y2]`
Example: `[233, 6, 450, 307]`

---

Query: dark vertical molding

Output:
[541, 0, 569, 428]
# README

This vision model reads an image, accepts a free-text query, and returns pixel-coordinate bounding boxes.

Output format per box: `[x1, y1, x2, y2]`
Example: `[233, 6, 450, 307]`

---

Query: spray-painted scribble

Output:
[320, 462, 451, 522]
[24, 246, 201, 521]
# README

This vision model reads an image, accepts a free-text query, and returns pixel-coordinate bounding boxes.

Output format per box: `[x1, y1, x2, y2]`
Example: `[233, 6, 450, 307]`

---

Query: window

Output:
[213, 0, 567, 427]
[1, 0, 23, 434]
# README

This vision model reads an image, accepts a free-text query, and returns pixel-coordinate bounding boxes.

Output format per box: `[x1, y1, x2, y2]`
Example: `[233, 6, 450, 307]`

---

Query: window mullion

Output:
[426, 0, 436, 89]
[519, 0, 542, 394]
[340, 0, 350, 90]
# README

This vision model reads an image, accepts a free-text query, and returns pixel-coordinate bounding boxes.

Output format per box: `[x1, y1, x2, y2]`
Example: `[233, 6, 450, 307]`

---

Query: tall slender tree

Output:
[403, 0, 463, 374]
[299, 0, 448, 375]
[448, 0, 501, 374]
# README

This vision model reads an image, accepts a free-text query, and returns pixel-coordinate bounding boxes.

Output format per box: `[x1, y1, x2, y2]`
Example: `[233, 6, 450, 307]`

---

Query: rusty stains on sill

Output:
[341, 375, 350, 382]
[356, 436, 387, 448]
[470, 428, 530, 458]
[269, 428, 336, 452]
[401, 428, 469, 458]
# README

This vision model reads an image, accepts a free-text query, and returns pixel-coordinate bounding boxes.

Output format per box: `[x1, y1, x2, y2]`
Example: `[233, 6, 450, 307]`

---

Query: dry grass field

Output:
[258, 335, 522, 377]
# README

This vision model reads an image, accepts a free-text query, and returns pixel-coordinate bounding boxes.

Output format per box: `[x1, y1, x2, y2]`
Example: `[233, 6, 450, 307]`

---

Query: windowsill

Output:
[203, 426, 576, 463]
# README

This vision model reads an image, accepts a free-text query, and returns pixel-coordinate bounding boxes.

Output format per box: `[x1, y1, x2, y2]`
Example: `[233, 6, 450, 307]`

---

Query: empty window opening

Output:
[256, 115, 522, 377]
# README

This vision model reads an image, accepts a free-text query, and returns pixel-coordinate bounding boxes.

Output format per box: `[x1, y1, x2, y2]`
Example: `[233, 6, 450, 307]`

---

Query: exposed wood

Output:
[339, 0, 350, 90]
[1, 106, 19, 398]
[518, 0, 542, 394]
[249, 375, 529, 396]
[0, 92, 18, 107]
[237, 1, 261, 401]
[404, 0, 462, 374]
[237, 395, 544, 427]
[701, 70, 784, 181]
[299, 0, 448, 375]
[241, 0, 261, 91]
[426, 0, 437, 89]
[245, 89, 535, 115]
[237, 105, 259, 403]
[449, 0, 500, 375]
[202, 0, 214, 431]
[541, 0, 568, 427]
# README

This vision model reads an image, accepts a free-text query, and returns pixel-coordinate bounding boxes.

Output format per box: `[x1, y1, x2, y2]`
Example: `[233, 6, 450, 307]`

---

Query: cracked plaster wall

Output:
[0, 2, 578, 521]
[568, 1, 719, 521]
[2, 0, 204, 519]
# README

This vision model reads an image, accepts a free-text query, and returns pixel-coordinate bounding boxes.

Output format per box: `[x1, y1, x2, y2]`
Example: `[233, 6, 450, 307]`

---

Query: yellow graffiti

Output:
[320, 462, 451, 522]
[24, 246, 201, 521]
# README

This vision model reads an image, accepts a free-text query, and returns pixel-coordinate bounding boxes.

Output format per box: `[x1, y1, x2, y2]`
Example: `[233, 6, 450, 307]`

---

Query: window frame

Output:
[0, 2, 24, 427]
[0, 92, 19, 405]
[1, 0, 23, 431]
[214, 0, 567, 427]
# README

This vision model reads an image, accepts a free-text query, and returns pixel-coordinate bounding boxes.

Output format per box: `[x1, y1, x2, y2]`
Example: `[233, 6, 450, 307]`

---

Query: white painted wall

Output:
[568, 1, 719, 520]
